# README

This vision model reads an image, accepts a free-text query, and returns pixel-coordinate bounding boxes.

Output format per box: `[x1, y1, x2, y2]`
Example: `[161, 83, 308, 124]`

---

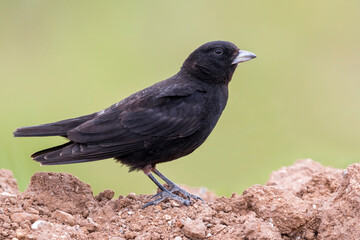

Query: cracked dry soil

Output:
[1, 159, 360, 240]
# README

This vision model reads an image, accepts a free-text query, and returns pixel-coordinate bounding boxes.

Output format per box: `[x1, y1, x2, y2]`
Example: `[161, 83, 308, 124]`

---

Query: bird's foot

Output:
[143, 189, 190, 208]
[142, 167, 203, 208]
[150, 168, 204, 202]
[167, 183, 204, 202]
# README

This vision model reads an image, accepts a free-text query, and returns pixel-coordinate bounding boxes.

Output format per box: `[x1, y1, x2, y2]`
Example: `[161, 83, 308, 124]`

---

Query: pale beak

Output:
[231, 50, 257, 64]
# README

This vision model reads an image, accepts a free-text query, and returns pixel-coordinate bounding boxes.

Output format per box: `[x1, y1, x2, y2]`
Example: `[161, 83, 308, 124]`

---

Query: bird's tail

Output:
[31, 141, 108, 165]
[13, 113, 96, 137]
[14, 123, 69, 137]
[31, 140, 143, 165]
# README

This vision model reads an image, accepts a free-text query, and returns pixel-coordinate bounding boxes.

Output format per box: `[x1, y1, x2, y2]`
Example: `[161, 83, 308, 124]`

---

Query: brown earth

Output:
[1, 159, 359, 240]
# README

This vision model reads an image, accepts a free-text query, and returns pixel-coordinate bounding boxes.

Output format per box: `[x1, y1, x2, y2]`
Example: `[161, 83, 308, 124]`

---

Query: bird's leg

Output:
[152, 168, 203, 202]
[142, 166, 190, 208]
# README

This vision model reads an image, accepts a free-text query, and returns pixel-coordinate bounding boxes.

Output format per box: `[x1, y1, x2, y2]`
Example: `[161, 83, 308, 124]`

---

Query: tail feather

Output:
[32, 141, 107, 165]
[14, 113, 96, 137]
[31, 141, 144, 166]
[31, 141, 74, 159]
[14, 124, 68, 137]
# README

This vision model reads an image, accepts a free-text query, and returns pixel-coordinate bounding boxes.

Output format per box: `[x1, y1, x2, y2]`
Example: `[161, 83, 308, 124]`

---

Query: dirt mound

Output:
[0, 159, 359, 240]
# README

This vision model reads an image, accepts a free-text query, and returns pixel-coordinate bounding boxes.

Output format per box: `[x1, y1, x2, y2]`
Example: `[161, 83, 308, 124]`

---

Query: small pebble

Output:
[163, 214, 172, 220]
[31, 220, 47, 230]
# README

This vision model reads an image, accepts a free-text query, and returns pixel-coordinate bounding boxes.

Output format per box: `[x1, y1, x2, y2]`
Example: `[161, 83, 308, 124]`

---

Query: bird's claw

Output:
[149, 191, 162, 200]
[167, 184, 204, 202]
[143, 189, 190, 208]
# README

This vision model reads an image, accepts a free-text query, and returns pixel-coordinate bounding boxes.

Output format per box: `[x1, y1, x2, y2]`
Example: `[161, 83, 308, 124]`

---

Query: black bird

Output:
[14, 41, 256, 207]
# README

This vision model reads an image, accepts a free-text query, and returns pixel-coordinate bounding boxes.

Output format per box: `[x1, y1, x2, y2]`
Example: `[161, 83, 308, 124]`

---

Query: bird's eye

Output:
[214, 48, 223, 55]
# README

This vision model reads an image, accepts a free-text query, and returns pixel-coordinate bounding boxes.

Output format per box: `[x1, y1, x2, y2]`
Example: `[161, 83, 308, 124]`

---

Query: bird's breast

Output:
[202, 84, 229, 130]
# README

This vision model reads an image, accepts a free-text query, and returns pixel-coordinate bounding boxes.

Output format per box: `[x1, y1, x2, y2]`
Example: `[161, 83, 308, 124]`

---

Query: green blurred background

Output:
[1, 1, 359, 197]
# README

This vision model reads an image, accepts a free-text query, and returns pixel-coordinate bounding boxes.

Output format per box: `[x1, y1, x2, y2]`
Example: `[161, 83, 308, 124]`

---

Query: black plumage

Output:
[14, 41, 256, 207]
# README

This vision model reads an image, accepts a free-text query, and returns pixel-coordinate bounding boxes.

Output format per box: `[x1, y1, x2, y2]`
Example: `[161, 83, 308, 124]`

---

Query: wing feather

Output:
[67, 84, 207, 146]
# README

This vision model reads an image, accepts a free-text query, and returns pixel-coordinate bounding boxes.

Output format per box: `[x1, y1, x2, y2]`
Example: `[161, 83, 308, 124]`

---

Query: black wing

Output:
[66, 82, 207, 145]
[68, 83, 207, 143]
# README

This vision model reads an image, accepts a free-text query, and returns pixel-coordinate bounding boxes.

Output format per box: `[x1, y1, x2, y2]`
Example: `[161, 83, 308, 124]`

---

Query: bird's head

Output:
[181, 41, 256, 84]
